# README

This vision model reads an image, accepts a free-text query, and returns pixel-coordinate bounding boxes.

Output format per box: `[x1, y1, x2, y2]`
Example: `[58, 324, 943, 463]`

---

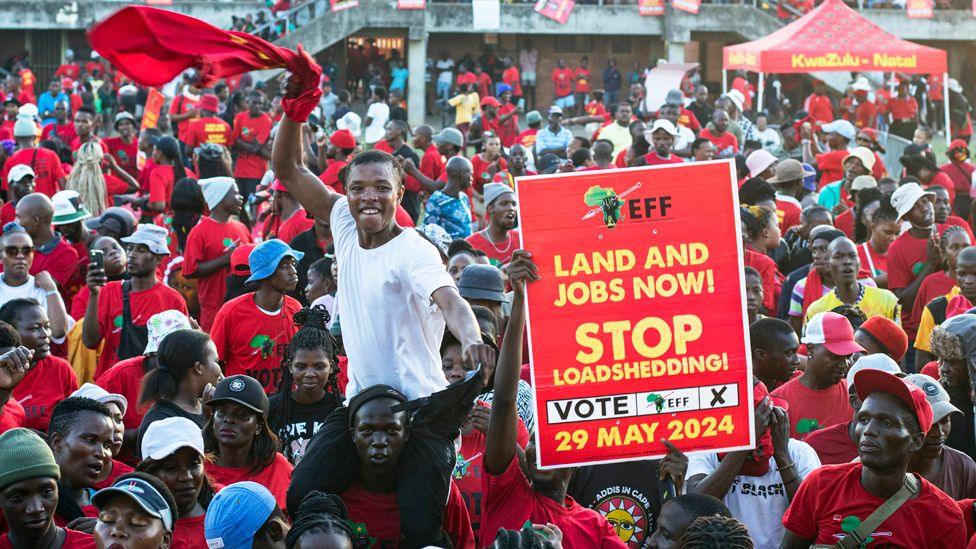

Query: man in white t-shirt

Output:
[435, 52, 455, 104]
[274, 74, 494, 546]
[0, 226, 69, 342]
[686, 381, 822, 549]
[363, 87, 391, 146]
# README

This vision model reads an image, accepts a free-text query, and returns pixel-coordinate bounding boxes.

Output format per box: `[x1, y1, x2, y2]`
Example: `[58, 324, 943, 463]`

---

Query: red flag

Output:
[906, 0, 933, 18]
[140, 88, 165, 131]
[638, 0, 664, 16]
[88, 6, 297, 88]
[535, 0, 575, 23]
[673, 0, 701, 14]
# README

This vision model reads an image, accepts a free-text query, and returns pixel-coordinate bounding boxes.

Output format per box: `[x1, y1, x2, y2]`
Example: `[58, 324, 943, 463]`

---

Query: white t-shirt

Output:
[436, 59, 455, 84]
[363, 102, 390, 145]
[687, 439, 821, 549]
[331, 196, 456, 401]
[0, 275, 49, 308]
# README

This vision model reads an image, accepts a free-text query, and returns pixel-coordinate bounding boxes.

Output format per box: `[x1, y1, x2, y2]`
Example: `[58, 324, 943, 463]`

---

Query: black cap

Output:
[207, 375, 269, 415]
[347, 385, 407, 429]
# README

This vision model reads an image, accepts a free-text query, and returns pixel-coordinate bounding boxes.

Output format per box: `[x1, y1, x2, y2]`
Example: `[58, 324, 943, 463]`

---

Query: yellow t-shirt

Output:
[448, 92, 481, 125]
[915, 286, 960, 352]
[804, 285, 901, 326]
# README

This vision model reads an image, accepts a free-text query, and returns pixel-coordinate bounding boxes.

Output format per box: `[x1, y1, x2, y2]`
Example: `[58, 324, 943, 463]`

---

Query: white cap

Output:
[843, 146, 876, 171]
[71, 383, 128, 416]
[548, 105, 564, 115]
[949, 79, 963, 94]
[890, 182, 935, 221]
[648, 118, 678, 137]
[852, 78, 872, 92]
[725, 89, 745, 112]
[142, 417, 205, 461]
[822, 119, 857, 142]
[846, 354, 902, 388]
[905, 373, 962, 424]
[336, 111, 362, 136]
[850, 175, 878, 192]
[7, 164, 34, 184]
[746, 149, 777, 178]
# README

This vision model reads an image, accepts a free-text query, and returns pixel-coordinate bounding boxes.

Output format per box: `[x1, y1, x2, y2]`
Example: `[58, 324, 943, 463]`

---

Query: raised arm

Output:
[272, 76, 342, 223]
[484, 250, 538, 475]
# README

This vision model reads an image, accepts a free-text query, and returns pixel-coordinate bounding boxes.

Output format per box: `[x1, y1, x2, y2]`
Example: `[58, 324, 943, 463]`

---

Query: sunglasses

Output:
[3, 246, 33, 257]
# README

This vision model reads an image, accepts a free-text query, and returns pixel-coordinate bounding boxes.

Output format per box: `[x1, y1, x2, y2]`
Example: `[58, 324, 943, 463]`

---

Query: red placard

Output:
[673, 0, 701, 14]
[638, 0, 664, 16]
[535, 0, 575, 24]
[331, 0, 359, 11]
[140, 88, 165, 131]
[397, 0, 426, 8]
[906, 0, 933, 18]
[516, 161, 755, 468]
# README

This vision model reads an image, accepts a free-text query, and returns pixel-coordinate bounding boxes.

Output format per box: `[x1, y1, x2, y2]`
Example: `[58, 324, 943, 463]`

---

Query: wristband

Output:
[776, 461, 796, 472]
[45, 290, 59, 296]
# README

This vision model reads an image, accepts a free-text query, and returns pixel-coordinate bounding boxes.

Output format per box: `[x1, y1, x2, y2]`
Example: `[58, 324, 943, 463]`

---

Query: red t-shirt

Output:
[908, 270, 956, 337]
[95, 356, 147, 430]
[318, 159, 348, 194]
[517, 128, 538, 150]
[699, 129, 739, 156]
[0, 398, 26, 434]
[0, 529, 94, 549]
[205, 453, 293, 511]
[744, 249, 781, 315]
[679, 108, 702, 133]
[41, 122, 77, 146]
[834, 208, 854, 239]
[103, 136, 138, 178]
[171, 515, 207, 549]
[927, 171, 957, 205]
[804, 93, 835, 124]
[12, 355, 78, 431]
[276, 209, 314, 245]
[886, 227, 960, 337]
[573, 67, 591, 93]
[782, 463, 965, 547]
[551, 68, 574, 98]
[771, 377, 852, 438]
[470, 154, 508, 194]
[69, 136, 108, 154]
[342, 481, 475, 549]
[232, 112, 274, 180]
[888, 96, 919, 121]
[466, 230, 520, 267]
[585, 101, 610, 122]
[858, 241, 887, 277]
[170, 93, 200, 143]
[95, 281, 188, 379]
[802, 421, 856, 465]
[2, 147, 64, 196]
[419, 145, 445, 183]
[185, 116, 232, 149]
[476, 72, 493, 99]
[457, 420, 529, 538]
[776, 196, 803, 234]
[31, 237, 79, 292]
[480, 454, 625, 548]
[643, 152, 684, 166]
[149, 165, 197, 213]
[93, 459, 135, 490]
[942, 161, 975, 195]
[183, 217, 253, 331]
[497, 103, 519, 148]
[210, 293, 301, 392]
[502, 66, 522, 96]
[815, 150, 848, 189]
[855, 100, 877, 129]
[0, 203, 13, 227]
[456, 72, 477, 88]
[55, 63, 81, 80]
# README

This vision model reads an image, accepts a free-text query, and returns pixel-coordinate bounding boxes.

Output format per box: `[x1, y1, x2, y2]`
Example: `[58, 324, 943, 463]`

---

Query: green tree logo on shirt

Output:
[222, 237, 234, 248]
[348, 522, 376, 548]
[112, 315, 123, 332]
[840, 515, 874, 546]
[797, 418, 820, 434]
[249, 335, 274, 359]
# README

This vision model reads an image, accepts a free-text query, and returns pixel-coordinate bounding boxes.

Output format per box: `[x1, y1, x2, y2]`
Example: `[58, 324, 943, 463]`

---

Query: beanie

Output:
[858, 316, 909, 363]
[13, 117, 36, 138]
[0, 428, 60, 491]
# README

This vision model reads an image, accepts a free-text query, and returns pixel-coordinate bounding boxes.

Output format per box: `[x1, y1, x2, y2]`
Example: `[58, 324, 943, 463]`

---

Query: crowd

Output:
[0, 24, 975, 549]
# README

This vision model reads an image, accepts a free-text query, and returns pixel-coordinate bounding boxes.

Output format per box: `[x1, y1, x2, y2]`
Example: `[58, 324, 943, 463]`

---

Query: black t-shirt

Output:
[566, 461, 667, 549]
[946, 384, 976, 459]
[136, 400, 207, 457]
[268, 392, 340, 465]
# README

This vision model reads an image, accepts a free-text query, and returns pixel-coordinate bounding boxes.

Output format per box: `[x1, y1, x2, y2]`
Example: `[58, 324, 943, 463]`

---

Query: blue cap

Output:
[497, 83, 513, 95]
[204, 481, 276, 549]
[245, 239, 304, 283]
[802, 162, 817, 191]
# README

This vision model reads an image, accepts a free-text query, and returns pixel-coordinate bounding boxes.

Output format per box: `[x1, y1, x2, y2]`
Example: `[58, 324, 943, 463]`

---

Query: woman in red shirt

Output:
[146, 136, 190, 216]
[740, 204, 784, 314]
[137, 416, 216, 549]
[888, 81, 919, 140]
[203, 375, 293, 510]
[858, 201, 901, 288]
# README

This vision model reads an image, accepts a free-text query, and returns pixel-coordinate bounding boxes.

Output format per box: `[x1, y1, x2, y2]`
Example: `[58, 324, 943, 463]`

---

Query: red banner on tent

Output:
[397, 0, 425, 8]
[638, 0, 664, 16]
[516, 161, 755, 469]
[907, 0, 933, 17]
[535, 0, 575, 24]
[140, 88, 165, 131]
[331, 0, 359, 11]
[673, 0, 701, 14]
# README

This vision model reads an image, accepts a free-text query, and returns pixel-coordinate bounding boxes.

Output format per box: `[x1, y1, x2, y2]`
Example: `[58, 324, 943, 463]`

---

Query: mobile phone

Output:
[89, 249, 104, 271]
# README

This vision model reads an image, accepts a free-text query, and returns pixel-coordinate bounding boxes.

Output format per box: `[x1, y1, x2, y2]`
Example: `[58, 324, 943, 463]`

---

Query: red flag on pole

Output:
[88, 6, 298, 88]
[140, 88, 165, 131]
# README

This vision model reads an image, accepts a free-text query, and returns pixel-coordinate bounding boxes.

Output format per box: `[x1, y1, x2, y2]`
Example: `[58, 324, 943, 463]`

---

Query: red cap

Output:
[230, 243, 256, 276]
[330, 129, 356, 149]
[950, 139, 969, 152]
[61, 78, 74, 91]
[802, 312, 864, 356]
[857, 316, 908, 363]
[199, 94, 219, 113]
[859, 127, 879, 142]
[481, 96, 501, 108]
[855, 369, 934, 434]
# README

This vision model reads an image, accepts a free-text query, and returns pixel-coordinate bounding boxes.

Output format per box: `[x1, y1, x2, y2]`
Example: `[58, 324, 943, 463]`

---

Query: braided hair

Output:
[680, 515, 754, 549]
[268, 307, 341, 438]
[285, 491, 364, 548]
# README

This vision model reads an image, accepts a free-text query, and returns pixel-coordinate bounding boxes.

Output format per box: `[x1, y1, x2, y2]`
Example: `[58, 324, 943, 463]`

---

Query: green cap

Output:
[526, 110, 543, 125]
[0, 428, 60, 491]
